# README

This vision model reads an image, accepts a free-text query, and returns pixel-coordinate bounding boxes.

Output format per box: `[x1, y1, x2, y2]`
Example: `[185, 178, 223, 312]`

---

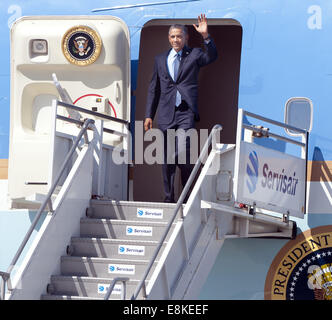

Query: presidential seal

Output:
[265, 225, 332, 300]
[62, 25, 102, 66]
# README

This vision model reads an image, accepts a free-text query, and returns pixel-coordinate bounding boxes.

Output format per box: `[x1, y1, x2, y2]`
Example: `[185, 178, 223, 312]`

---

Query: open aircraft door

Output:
[8, 16, 130, 203]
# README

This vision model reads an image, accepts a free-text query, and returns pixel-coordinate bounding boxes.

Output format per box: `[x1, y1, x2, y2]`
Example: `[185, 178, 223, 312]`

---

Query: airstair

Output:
[41, 200, 183, 300]
[0, 99, 307, 300]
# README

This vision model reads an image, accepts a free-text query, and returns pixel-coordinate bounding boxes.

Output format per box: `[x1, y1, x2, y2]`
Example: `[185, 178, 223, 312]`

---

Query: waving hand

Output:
[193, 14, 209, 40]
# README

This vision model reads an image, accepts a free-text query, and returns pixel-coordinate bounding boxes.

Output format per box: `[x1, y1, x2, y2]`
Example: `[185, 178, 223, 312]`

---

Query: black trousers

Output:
[158, 102, 195, 202]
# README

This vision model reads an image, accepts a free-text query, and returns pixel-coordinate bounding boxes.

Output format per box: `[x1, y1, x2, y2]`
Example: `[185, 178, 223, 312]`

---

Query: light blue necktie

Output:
[173, 53, 182, 107]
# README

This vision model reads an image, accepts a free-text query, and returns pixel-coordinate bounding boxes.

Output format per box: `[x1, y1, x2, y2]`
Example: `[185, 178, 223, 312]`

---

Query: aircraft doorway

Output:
[133, 18, 242, 202]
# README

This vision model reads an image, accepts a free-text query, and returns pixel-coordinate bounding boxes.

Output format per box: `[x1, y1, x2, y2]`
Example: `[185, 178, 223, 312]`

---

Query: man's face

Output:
[168, 28, 186, 52]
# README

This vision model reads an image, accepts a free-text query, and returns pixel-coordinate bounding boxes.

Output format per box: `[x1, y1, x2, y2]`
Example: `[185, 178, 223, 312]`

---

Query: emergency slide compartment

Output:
[8, 16, 130, 202]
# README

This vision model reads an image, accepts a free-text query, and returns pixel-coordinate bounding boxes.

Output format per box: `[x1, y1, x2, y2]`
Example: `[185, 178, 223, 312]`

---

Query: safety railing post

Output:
[121, 280, 127, 300]
[92, 119, 104, 197]
[104, 277, 129, 300]
[0, 272, 10, 300]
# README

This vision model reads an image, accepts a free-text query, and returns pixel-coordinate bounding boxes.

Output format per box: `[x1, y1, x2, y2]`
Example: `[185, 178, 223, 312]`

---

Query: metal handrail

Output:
[0, 118, 95, 300]
[57, 101, 130, 140]
[242, 123, 305, 147]
[104, 277, 129, 300]
[58, 100, 129, 125]
[56, 114, 127, 137]
[243, 110, 307, 134]
[131, 124, 223, 300]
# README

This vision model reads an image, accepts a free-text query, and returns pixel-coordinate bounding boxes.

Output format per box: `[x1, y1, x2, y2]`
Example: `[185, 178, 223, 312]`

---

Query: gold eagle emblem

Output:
[73, 36, 90, 56]
[62, 25, 102, 66]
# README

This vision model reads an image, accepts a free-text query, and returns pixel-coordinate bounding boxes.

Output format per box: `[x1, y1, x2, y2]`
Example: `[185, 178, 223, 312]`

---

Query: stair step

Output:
[61, 256, 156, 279]
[48, 275, 144, 299]
[80, 218, 172, 240]
[41, 200, 181, 300]
[89, 199, 183, 221]
[70, 237, 164, 260]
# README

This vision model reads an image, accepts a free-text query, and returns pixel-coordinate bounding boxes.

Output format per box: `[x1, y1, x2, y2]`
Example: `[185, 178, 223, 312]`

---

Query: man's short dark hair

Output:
[169, 24, 188, 36]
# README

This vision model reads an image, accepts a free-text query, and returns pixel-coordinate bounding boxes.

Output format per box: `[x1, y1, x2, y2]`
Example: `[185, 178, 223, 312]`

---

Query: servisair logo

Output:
[265, 226, 332, 300]
[246, 151, 259, 193]
[245, 150, 299, 197]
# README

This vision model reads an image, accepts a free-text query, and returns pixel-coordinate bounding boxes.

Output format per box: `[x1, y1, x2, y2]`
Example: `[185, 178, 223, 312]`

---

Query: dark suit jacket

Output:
[145, 38, 218, 125]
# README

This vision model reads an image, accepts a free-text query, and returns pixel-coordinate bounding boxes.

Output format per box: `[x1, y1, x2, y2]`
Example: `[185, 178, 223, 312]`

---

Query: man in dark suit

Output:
[144, 14, 218, 203]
